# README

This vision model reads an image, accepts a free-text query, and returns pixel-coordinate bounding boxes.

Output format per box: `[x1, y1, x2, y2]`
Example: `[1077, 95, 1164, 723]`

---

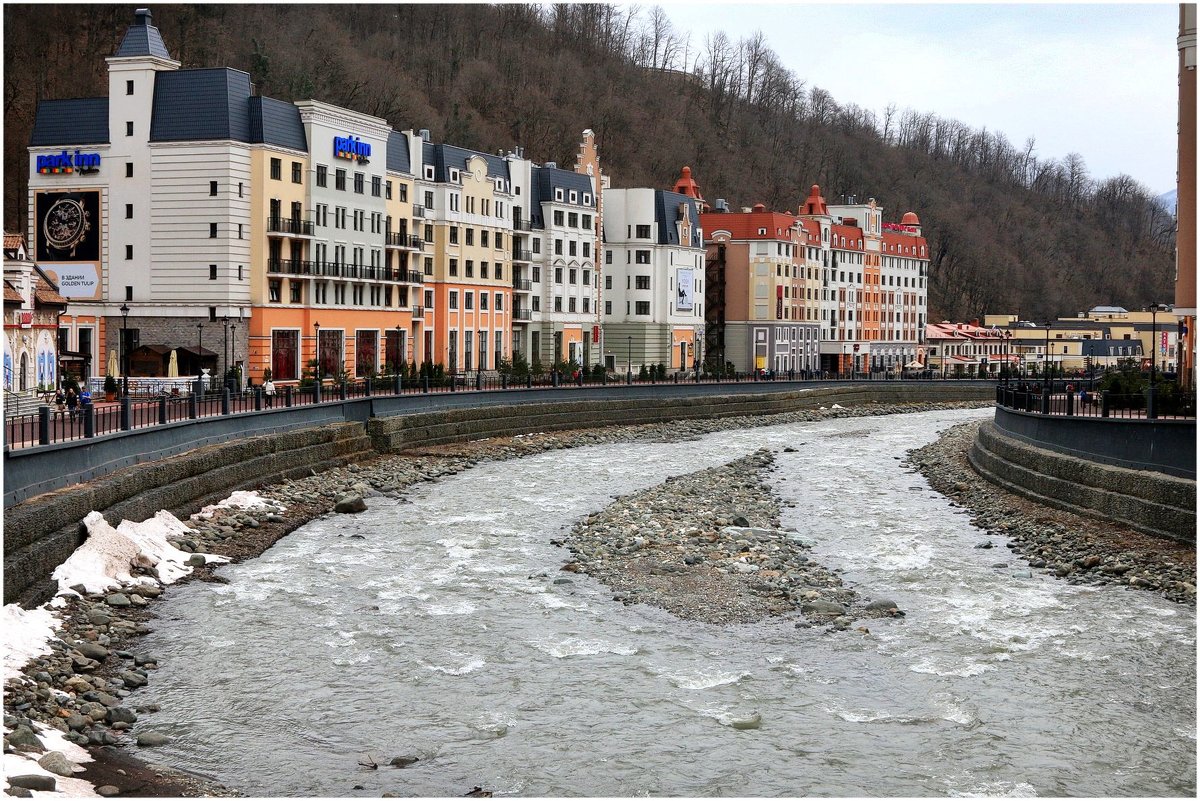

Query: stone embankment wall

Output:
[367, 384, 984, 451]
[4, 423, 370, 607]
[5, 383, 992, 607]
[969, 420, 1196, 544]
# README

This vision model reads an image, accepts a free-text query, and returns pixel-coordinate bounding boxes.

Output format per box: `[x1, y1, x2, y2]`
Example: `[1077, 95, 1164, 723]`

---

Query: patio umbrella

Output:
[167, 349, 179, 377]
[107, 348, 118, 377]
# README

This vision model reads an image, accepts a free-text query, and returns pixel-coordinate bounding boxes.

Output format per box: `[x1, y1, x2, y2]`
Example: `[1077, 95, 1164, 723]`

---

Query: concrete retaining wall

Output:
[969, 420, 1195, 544]
[4, 423, 371, 607]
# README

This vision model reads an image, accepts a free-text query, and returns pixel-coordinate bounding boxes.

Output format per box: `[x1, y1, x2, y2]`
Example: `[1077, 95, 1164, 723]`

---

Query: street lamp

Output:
[313, 321, 321, 380]
[1148, 303, 1164, 417]
[229, 319, 237, 390]
[119, 303, 129, 398]
[1043, 321, 1053, 395]
[395, 324, 402, 373]
[1003, 330, 1012, 385]
[196, 322, 204, 389]
[222, 315, 229, 390]
[627, 335, 633, 383]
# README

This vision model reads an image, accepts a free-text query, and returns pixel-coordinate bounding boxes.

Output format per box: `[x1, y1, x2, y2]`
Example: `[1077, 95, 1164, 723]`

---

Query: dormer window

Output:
[583, 193, 591, 205]
[569, 190, 578, 203]
[555, 188, 564, 201]
[449, 168, 460, 183]
[424, 166, 434, 180]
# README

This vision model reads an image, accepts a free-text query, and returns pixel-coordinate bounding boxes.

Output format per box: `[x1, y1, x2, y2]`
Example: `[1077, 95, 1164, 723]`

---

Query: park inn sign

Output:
[37, 150, 101, 175]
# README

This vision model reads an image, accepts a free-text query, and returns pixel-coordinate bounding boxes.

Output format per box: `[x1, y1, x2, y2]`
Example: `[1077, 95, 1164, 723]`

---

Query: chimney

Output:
[715, 198, 729, 212]
[418, 129, 430, 143]
[545, 161, 557, 169]
[134, 7, 152, 25]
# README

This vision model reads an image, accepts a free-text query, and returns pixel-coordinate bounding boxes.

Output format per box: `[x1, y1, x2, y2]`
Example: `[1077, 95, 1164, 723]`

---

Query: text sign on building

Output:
[333, 135, 371, 163]
[37, 150, 101, 175]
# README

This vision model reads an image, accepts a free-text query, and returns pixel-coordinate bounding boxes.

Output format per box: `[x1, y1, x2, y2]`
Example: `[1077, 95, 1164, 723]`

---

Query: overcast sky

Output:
[661, 1, 1179, 195]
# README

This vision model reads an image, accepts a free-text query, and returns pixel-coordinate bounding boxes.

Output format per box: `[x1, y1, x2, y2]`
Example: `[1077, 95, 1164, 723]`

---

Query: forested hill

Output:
[3, 3, 1176, 321]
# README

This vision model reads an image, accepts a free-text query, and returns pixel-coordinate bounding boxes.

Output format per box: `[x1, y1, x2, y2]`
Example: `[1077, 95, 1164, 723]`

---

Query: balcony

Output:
[512, 218, 533, 232]
[268, 258, 314, 275]
[385, 232, 424, 251]
[411, 305, 425, 318]
[512, 248, 533, 262]
[267, 216, 315, 237]
[513, 308, 532, 321]
[412, 205, 426, 219]
[512, 278, 532, 292]
[407, 270, 423, 284]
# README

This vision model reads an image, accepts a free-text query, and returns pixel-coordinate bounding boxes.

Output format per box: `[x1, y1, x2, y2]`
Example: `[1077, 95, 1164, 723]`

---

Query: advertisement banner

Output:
[675, 268, 694, 312]
[36, 190, 103, 300]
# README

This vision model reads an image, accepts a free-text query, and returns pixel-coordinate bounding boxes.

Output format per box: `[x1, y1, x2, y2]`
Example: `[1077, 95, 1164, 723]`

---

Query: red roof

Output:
[3, 234, 23, 250]
[882, 231, 928, 258]
[830, 224, 864, 251]
[926, 321, 1009, 341]
[3, 280, 22, 304]
[701, 210, 798, 241]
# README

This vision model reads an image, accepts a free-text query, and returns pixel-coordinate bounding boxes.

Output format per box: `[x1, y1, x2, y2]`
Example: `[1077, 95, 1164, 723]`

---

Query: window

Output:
[125, 162, 133, 178]
[569, 268, 577, 284]
[635, 275, 650, 290]
[481, 230, 489, 248]
[450, 226, 459, 245]
[480, 292, 489, 310]
[635, 301, 650, 315]
[465, 260, 474, 278]
[290, 282, 302, 303]
[554, 267, 563, 284]
[568, 212, 578, 228]
[398, 183, 407, 202]
[554, 239, 563, 256]
[210, 223, 218, 238]
[494, 293, 504, 311]
[495, 232, 503, 250]
[335, 169, 346, 191]
[582, 214, 592, 229]
[554, 210, 565, 226]
[209, 264, 217, 280]
[354, 173, 364, 194]
[605, 275, 612, 289]
[605, 250, 612, 264]
[269, 279, 281, 303]
[635, 250, 650, 264]
[583, 269, 591, 286]
[424, 190, 434, 209]
[568, 241, 577, 257]
[568, 297, 577, 312]
[316, 165, 327, 187]
[532, 238, 541, 254]
[605, 301, 612, 315]
[465, 228, 474, 246]
[270, 158, 281, 180]
[582, 297, 590, 313]
[239, 182, 243, 198]
[125, 204, 133, 219]
[126, 79, 134, 95]
[583, 242, 591, 258]
[481, 262, 489, 279]
[449, 291, 459, 310]
[209, 181, 218, 196]
[424, 257, 433, 276]
[126, 121, 133, 137]
[372, 176, 381, 197]
[449, 258, 458, 277]
[465, 292, 474, 311]
[125, 245, 133, 260]
[554, 297, 563, 312]
[636, 224, 651, 238]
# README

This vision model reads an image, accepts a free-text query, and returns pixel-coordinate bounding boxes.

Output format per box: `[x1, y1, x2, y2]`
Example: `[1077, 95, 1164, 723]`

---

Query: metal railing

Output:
[6, 372, 986, 451]
[512, 278, 532, 291]
[411, 305, 425, 318]
[513, 308, 532, 321]
[267, 216, 315, 236]
[412, 205, 426, 218]
[995, 384, 1195, 420]
[512, 248, 533, 262]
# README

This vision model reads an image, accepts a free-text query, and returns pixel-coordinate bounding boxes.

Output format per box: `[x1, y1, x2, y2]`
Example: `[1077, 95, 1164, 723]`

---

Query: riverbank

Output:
[4, 399, 986, 797]
[908, 420, 1196, 605]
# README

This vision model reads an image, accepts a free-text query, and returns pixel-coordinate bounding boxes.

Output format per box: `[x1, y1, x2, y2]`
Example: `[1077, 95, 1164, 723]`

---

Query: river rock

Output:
[104, 594, 131, 607]
[136, 731, 172, 747]
[96, 786, 122, 797]
[334, 495, 368, 514]
[389, 756, 419, 768]
[5, 787, 33, 797]
[6, 725, 44, 752]
[728, 711, 762, 730]
[107, 707, 137, 724]
[801, 600, 845, 616]
[6, 776, 55, 792]
[37, 751, 80, 777]
[74, 642, 109, 661]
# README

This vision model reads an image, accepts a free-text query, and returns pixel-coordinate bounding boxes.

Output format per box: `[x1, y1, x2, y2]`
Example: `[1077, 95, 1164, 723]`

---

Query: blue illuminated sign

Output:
[333, 135, 371, 162]
[37, 150, 101, 175]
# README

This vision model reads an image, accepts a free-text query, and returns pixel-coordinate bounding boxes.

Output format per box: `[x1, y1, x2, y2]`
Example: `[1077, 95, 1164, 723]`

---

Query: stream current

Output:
[136, 408, 1196, 797]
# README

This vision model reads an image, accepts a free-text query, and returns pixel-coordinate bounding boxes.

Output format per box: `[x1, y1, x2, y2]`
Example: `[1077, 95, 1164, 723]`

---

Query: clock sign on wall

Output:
[36, 191, 100, 262]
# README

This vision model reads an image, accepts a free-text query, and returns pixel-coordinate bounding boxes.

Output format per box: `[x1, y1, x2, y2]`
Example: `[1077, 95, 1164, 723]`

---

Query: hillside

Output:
[3, 3, 1176, 322]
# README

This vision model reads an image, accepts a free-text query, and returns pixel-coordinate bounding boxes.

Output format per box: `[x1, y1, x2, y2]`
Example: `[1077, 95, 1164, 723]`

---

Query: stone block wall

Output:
[969, 420, 1195, 543]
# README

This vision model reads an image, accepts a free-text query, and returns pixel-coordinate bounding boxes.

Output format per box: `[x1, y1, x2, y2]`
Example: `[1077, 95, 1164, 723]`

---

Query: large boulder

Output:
[801, 600, 845, 616]
[334, 495, 368, 514]
[38, 751, 80, 777]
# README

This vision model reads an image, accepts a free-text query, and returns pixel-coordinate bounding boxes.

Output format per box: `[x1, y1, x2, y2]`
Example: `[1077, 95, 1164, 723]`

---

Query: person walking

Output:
[263, 378, 276, 408]
[65, 388, 78, 420]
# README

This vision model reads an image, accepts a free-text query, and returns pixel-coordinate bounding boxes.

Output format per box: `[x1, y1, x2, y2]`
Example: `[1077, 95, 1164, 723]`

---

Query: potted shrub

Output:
[103, 374, 118, 401]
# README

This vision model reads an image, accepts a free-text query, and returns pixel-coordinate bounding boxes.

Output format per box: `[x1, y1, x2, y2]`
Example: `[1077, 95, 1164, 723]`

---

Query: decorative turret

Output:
[115, 8, 173, 60]
[672, 166, 707, 210]
[800, 184, 828, 216]
[899, 211, 922, 236]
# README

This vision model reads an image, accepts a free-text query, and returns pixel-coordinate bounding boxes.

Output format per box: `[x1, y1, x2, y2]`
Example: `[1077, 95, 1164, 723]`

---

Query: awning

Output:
[177, 345, 218, 357]
[131, 344, 173, 357]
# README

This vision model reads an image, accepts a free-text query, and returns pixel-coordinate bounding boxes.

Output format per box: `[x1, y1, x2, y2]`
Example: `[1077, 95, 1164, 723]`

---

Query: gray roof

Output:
[30, 98, 109, 146]
[249, 96, 306, 151]
[422, 142, 509, 184]
[115, 9, 172, 59]
[529, 166, 594, 227]
[387, 130, 411, 174]
[1081, 339, 1143, 357]
[655, 190, 702, 247]
[149, 68, 252, 142]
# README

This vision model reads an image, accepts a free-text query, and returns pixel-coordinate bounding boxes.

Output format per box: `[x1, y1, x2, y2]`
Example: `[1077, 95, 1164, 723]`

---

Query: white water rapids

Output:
[135, 408, 1196, 797]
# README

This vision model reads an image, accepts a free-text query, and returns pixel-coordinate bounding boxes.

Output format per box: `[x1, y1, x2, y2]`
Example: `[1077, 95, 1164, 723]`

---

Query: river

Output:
[135, 407, 1196, 797]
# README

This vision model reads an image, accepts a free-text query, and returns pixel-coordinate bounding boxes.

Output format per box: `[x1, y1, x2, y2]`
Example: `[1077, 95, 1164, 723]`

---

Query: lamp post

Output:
[627, 335, 633, 383]
[196, 322, 204, 389]
[395, 324, 402, 373]
[313, 321, 321, 380]
[1043, 322, 1053, 394]
[221, 315, 229, 391]
[119, 303, 129, 398]
[1149, 303, 1163, 418]
[1004, 330, 1011, 385]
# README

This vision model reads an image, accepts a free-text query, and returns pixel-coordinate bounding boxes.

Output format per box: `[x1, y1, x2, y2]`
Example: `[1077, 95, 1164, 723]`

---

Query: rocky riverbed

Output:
[561, 449, 903, 628]
[4, 399, 1093, 799]
[908, 420, 1196, 606]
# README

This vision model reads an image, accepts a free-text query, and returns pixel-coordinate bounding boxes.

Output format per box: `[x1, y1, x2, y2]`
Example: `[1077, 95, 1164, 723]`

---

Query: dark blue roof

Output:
[422, 142, 509, 183]
[528, 166, 594, 228]
[387, 130, 411, 174]
[115, 9, 172, 59]
[150, 69, 252, 142]
[655, 190, 702, 247]
[249, 96, 306, 151]
[1081, 339, 1143, 357]
[30, 98, 109, 146]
